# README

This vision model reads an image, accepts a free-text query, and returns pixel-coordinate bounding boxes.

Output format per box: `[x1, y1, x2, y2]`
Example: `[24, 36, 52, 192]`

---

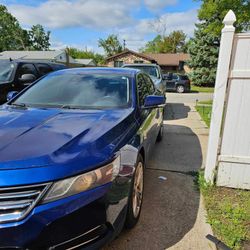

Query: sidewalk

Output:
[165, 102, 215, 250]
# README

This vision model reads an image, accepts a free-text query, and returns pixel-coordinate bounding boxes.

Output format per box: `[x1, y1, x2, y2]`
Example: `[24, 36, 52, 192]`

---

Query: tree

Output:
[98, 34, 123, 57]
[67, 47, 105, 65]
[28, 24, 50, 50]
[0, 5, 30, 51]
[141, 30, 187, 53]
[197, 0, 250, 37]
[188, 26, 219, 86]
[188, 0, 250, 86]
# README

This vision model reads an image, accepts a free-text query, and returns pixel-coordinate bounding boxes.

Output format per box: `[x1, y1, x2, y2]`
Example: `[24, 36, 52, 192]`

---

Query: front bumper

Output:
[0, 181, 129, 249]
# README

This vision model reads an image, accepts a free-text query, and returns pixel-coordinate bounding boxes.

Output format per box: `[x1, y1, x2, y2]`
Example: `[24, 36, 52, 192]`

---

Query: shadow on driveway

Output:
[165, 103, 191, 121]
[103, 103, 203, 249]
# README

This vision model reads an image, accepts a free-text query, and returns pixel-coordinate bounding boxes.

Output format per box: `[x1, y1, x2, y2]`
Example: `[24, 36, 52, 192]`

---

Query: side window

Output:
[36, 63, 53, 76]
[143, 74, 155, 95]
[17, 64, 37, 78]
[172, 74, 178, 80]
[137, 74, 148, 106]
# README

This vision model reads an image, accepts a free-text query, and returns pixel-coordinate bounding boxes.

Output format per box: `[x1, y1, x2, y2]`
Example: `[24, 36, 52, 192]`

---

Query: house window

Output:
[134, 60, 144, 64]
[114, 61, 124, 67]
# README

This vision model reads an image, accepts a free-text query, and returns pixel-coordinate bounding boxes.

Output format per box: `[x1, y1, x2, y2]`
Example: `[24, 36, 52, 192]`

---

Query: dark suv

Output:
[0, 60, 66, 103]
[164, 73, 190, 93]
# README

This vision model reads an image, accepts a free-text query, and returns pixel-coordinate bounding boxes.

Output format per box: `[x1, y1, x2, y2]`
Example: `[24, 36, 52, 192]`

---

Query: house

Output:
[105, 49, 190, 73]
[106, 49, 156, 67]
[144, 53, 190, 73]
[0, 50, 96, 67]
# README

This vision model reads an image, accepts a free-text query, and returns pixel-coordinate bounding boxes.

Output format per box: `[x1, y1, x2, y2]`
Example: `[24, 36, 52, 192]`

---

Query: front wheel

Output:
[176, 85, 185, 93]
[125, 155, 144, 229]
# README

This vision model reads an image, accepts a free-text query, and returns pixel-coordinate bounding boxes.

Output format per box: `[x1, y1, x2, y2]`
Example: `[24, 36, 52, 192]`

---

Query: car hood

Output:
[0, 106, 136, 170]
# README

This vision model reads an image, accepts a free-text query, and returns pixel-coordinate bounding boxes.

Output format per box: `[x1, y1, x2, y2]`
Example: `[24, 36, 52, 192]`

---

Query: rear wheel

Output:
[176, 85, 185, 93]
[125, 154, 144, 229]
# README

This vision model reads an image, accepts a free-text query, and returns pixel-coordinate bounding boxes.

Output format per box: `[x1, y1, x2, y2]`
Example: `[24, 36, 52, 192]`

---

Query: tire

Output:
[157, 124, 163, 142]
[176, 85, 185, 93]
[125, 154, 144, 229]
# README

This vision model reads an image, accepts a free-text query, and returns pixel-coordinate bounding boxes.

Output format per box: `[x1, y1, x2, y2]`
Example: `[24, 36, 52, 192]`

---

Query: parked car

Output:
[122, 63, 166, 92]
[0, 59, 66, 103]
[164, 73, 190, 93]
[0, 68, 165, 249]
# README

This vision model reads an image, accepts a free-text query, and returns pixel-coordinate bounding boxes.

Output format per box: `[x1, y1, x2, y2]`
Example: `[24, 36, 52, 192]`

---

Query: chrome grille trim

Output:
[0, 183, 51, 224]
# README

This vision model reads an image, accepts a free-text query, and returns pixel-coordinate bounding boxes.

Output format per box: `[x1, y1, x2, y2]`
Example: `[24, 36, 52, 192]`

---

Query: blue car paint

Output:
[0, 68, 164, 249]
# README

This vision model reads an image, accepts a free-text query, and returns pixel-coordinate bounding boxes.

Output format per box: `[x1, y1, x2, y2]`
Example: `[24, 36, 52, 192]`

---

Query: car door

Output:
[136, 73, 157, 159]
[143, 74, 160, 139]
[15, 63, 38, 91]
[165, 73, 176, 90]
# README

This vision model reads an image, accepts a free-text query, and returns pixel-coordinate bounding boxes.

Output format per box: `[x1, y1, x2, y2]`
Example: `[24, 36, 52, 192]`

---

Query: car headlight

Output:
[42, 155, 121, 203]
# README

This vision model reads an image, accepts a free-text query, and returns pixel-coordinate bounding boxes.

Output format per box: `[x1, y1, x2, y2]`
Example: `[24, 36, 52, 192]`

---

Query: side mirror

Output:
[19, 74, 36, 84]
[143, 95, 166, 108]
[7, 91, 18, 101]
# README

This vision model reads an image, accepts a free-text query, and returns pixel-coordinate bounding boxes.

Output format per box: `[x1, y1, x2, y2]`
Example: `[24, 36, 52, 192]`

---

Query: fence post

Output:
[204, 10, 236, 182]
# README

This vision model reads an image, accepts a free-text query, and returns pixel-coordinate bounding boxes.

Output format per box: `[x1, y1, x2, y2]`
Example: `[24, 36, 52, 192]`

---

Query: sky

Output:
[0, 0, 201, 53]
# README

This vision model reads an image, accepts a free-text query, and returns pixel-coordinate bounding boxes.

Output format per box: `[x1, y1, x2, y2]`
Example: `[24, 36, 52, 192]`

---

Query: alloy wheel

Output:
[132, 162, 144, 218]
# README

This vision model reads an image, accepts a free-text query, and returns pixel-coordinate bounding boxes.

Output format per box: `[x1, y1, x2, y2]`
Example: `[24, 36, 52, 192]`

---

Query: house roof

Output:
[0, 50, 65, 60]
[106, 49, 155, 62]
[74, 59, 96, 66]
[144, 53, 190, 66]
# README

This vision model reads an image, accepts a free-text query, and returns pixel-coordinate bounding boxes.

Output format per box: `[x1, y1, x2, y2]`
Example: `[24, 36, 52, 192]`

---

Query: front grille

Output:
[0, 183, 50, 223]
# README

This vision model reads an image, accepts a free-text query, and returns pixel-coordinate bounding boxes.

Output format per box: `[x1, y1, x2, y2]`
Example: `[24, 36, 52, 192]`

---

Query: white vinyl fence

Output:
[205, 10, 250, 190]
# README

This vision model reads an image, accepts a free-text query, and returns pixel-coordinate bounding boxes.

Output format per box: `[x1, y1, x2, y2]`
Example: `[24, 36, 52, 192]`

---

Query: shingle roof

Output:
[144, 53, 190, 66]
[106, 49, 155, 62]
[0, 50, 64, 60]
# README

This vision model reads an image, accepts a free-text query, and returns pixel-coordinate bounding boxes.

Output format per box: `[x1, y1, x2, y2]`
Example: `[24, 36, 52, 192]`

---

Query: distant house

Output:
[105, 49, 190, 73]
[106, 49, 156, 67]
[144, 53, 190, 73]
[0, 50, 96, 67]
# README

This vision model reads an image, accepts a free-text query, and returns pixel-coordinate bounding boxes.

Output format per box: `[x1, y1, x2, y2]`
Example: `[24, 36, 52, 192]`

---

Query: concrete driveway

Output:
[103, 92, 215, 250]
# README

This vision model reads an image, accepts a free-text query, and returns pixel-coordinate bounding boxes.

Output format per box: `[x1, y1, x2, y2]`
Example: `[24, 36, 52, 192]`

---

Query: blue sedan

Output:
[0, 68, 165, 249]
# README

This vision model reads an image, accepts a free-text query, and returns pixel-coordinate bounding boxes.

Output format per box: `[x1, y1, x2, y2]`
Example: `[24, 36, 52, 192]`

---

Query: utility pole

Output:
[123, 39, 126, 50]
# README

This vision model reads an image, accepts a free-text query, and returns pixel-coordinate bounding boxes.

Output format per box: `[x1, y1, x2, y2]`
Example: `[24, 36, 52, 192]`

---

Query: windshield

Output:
[12, 73, 131, 109]
[0, 61, 15, 82]
[125, 65, 160, 79]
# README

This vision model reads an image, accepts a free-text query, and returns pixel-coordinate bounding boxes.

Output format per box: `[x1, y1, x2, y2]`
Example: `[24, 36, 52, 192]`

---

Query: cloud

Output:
[118, 9, 198, 51]
[144, 0, 178, 12]
[7, 0, 140, 29]
[4, 1, 197, 52]
[159, 9, 198, 36]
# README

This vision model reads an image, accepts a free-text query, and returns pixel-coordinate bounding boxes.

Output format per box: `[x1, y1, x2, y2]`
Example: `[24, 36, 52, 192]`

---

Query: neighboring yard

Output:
[195, 100, 212, 127]
[198, 173, 250, 250]
[191, 85, 215, 93]
[196, 103, 250, 250]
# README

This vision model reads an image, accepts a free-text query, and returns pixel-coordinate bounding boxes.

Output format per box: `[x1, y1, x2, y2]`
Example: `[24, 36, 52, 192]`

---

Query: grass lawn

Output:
[195, 103, 212, 127]
[198, 100, 213, 105]
[191, 85, 215, 93]
[198, 173, 250, 250]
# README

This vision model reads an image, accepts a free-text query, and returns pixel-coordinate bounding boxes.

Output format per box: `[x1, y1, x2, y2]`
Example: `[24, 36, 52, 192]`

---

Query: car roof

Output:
[52, 67, 140, 76]
[0, 59, 65, 66]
